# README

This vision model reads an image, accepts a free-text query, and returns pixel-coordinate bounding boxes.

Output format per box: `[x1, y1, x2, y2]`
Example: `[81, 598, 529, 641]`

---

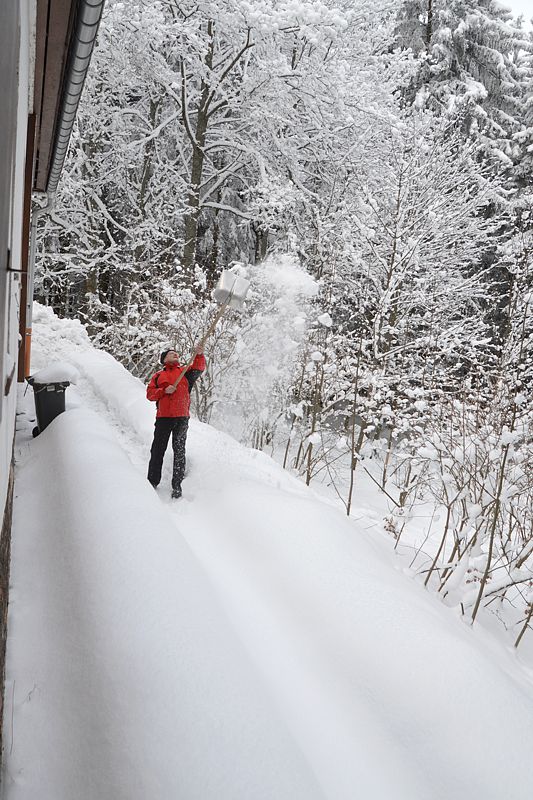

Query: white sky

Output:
[505, 0, 533, 23]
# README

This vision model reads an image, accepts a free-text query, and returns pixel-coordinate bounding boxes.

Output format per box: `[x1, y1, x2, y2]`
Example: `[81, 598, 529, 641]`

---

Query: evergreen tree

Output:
[394, 0, 531, 166]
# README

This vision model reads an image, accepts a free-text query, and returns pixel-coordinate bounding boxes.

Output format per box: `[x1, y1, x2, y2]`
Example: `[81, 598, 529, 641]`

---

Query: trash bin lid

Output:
[27, 376, 70, 390]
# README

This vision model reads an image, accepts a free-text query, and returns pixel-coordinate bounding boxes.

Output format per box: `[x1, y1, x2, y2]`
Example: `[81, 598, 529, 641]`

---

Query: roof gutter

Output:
[47, 0, 106, 195]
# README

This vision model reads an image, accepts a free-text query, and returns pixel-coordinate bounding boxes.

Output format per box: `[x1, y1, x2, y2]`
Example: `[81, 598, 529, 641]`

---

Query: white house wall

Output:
[0, 1, 34, 517]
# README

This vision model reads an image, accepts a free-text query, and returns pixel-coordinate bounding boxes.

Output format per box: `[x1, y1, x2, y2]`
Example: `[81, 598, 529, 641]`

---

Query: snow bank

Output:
[5, 405, 322, 800]
[30, 303, 155, 442]
[181, 425, 533, 800]
[6, 304, 533, 800]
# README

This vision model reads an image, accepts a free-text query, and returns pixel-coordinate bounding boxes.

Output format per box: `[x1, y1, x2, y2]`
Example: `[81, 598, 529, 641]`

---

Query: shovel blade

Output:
[213, 270, 250, 309]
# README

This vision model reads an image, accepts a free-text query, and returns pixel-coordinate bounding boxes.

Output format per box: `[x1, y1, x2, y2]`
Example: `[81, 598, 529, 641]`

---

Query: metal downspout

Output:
[24, 0, 106, 376]
[25, 194, 51, 376]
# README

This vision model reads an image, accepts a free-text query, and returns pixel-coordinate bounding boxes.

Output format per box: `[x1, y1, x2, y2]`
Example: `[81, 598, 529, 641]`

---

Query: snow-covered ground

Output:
[3, 303, 533, 799]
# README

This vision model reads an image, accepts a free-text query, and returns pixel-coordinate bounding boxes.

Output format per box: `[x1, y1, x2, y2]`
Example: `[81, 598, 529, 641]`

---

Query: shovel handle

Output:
[195, 302, 228, 352]
[170, 303, 228, 390]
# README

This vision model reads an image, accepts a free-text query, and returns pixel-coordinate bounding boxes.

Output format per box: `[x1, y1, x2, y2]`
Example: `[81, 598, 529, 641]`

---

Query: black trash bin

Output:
[27, 377, 70, 437]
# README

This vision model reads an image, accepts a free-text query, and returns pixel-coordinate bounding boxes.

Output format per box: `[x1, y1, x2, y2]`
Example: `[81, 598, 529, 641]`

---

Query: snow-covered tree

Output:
[394, 0, 532, 168]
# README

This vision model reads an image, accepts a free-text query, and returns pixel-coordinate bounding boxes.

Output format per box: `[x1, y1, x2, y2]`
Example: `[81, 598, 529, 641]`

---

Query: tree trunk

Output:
[182, 21, 215, 273]
[426, 0, 433, 47]
[182, 123, 208, 271]
[254, 225, 268, 263]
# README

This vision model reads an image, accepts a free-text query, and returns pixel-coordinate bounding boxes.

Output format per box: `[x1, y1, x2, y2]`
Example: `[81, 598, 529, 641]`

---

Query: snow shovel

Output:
[170, 269, 250, 390]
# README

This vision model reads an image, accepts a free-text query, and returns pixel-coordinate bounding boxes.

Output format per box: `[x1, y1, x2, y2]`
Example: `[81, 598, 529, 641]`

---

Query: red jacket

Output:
[146, 354, 206, 418]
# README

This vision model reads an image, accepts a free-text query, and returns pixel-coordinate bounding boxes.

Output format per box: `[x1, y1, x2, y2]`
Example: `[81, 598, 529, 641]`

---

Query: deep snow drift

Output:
[3, 303, 533, 800]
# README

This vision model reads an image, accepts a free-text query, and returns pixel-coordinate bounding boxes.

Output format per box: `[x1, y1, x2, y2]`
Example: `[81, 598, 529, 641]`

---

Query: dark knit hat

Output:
[160, 349, 171, 365]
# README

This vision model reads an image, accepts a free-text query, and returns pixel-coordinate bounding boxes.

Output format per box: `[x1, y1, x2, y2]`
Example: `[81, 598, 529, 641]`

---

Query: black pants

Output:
[147, 417, 189, 492]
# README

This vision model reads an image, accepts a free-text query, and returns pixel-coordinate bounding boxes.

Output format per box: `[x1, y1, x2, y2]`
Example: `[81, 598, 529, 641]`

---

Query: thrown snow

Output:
[5, 303, 533, 800]
[317, 312, 332, 327]
[210, 255, 317, 441]
[30, 360, 79, 384]
[259, 254, 318, 297]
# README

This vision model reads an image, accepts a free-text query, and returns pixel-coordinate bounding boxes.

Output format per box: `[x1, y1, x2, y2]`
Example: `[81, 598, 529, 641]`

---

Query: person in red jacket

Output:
[146, 347, 206, 498]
